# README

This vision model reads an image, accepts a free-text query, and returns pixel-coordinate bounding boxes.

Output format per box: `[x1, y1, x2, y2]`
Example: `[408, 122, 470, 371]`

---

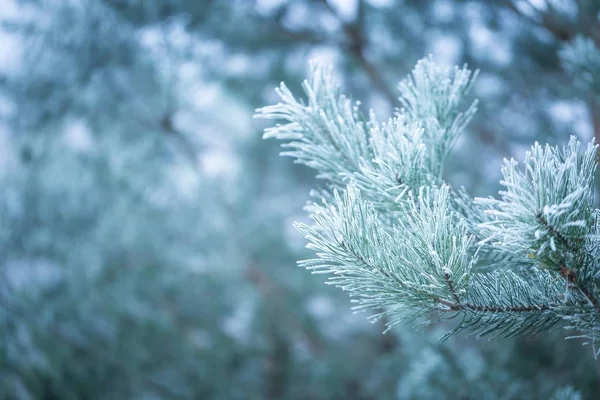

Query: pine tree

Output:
[3, 1, 600, 399]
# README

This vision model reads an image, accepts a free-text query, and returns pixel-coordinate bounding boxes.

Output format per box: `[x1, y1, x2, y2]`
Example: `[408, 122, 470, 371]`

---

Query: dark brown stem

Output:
[501, 0, 578, 43]
[581, 286, 600, 308]
[349, 46, 398, 107]
[536, 213, 573, 251]
[133, 111, 198, 165]
[559, 266, 600, 309]
[501, 0, 600, 161]
[394, 173, 403, 185]
[320, 0, 398, 108]
[444, 271, 461, 305]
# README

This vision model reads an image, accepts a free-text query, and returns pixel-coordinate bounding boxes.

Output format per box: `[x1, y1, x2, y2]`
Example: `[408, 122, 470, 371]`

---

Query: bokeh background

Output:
[2, 0, 600, 399]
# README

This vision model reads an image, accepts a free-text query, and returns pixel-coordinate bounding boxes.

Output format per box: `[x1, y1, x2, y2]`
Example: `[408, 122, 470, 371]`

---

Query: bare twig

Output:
[501, 0, 575, 42]
[132, 111, 199, 166]
[501, 0, 600, 143]
[321, 0, 398, 107]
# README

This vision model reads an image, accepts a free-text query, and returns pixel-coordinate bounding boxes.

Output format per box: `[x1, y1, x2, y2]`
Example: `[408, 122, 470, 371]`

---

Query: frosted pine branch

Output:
[259, 57, 600, 355]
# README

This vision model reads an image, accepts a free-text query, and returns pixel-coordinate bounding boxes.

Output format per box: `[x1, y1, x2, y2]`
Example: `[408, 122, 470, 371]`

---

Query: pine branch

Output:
[261, 57, 600, 351]
[345, 232, 553, 315]
[296, 184, 565, 339]
[256, 58, 477, 213]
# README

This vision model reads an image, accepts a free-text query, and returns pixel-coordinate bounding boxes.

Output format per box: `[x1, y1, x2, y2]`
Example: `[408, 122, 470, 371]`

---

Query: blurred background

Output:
[1, 0, 600, 399]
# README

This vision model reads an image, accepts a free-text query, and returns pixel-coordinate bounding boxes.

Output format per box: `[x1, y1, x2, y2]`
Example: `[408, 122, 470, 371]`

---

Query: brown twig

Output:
[329, 0, 398, 107]
[394, 173, 403, 185]
[501, 0, 600, 147]
[501, 0, 576, 42]
[559, 265, 600, 309]
[444, 271, 461, 305]
[133, 111, 199, 166]
[536, 213, 573, 250]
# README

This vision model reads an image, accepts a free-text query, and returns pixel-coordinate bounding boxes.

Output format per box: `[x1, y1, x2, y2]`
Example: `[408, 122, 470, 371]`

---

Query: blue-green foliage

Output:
[261, 57, 600, 353]
[3, 1, 600, 399]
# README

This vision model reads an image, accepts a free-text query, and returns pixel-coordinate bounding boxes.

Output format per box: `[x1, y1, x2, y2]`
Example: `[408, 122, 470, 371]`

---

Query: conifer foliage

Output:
[259, 56, 600, 354]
